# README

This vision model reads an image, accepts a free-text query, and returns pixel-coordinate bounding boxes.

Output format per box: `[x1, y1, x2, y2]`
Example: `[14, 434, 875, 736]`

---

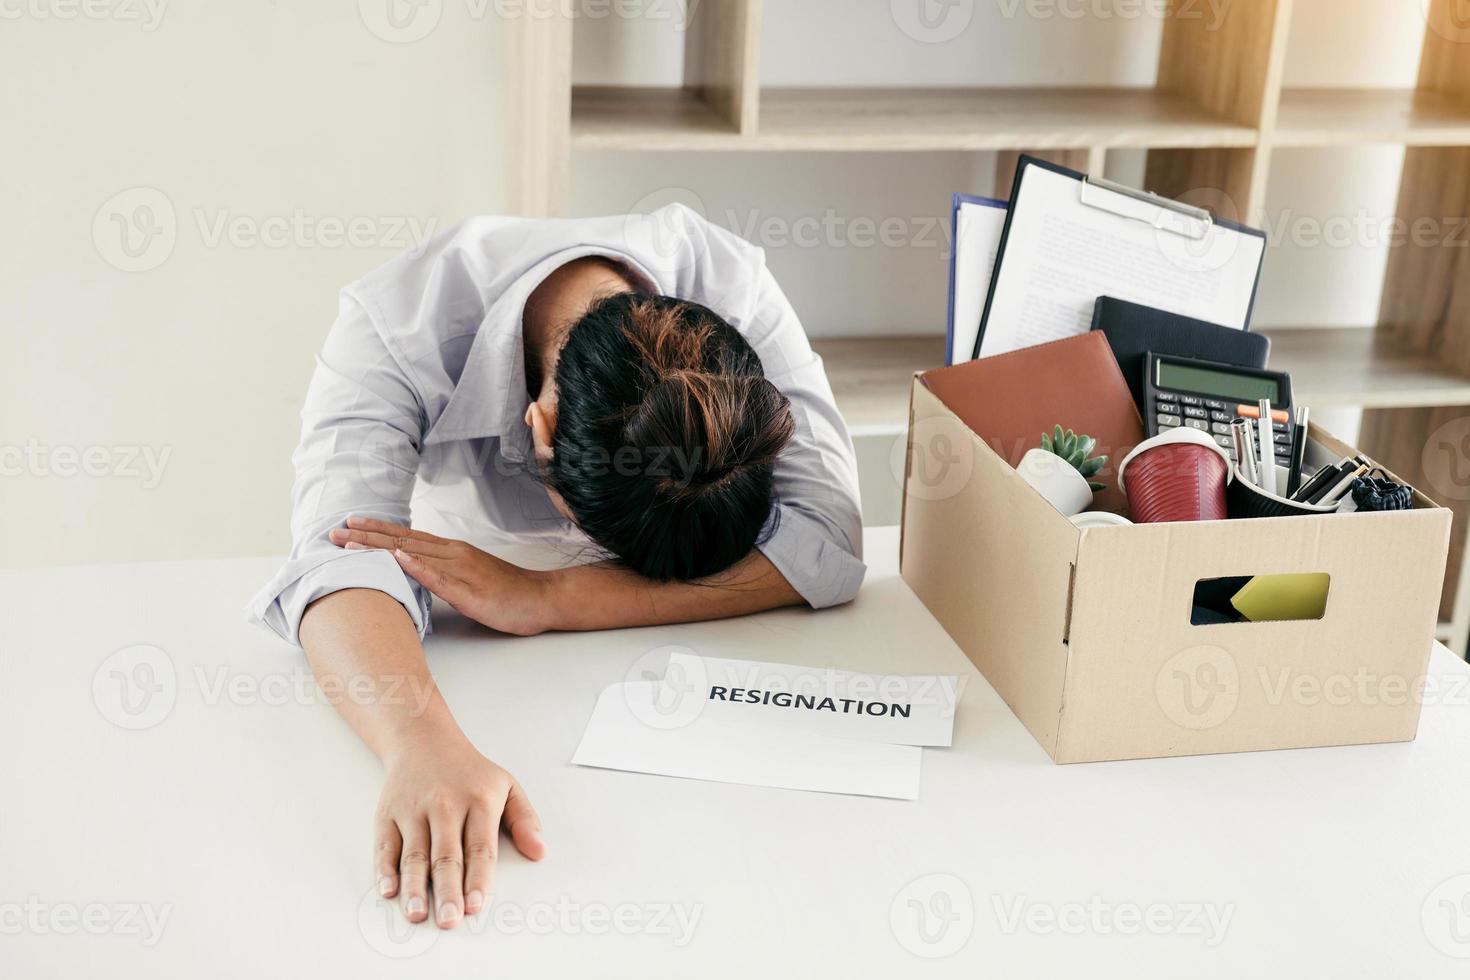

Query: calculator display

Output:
[1156, 361, 1280, 402]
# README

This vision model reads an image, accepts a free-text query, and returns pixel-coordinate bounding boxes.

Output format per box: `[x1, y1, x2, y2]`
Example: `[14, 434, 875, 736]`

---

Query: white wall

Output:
[2, 4, 506, 567]
[2, 0, 1435, 566]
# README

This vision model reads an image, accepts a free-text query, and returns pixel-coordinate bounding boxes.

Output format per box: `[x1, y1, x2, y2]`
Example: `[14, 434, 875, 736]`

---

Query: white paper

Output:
[978, 164, 1264, 358]
[664, 652, 959, 747]
[949, 199, 1008, 365]
[571, 682, 922, 800]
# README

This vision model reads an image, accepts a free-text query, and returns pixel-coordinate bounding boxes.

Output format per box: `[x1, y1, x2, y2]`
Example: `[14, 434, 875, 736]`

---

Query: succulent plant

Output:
[1040, 424, 1108, 492]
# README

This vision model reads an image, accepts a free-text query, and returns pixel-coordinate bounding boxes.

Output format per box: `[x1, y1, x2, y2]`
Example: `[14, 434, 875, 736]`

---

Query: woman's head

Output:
[529, 291, 795, 581]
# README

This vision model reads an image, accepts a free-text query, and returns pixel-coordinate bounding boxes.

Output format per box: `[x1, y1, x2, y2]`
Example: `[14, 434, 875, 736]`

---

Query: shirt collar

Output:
[423, 245, 660, 460]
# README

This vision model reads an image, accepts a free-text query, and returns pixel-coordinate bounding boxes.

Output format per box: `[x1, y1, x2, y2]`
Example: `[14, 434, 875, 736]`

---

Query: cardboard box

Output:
[899, 373, 1453, 763]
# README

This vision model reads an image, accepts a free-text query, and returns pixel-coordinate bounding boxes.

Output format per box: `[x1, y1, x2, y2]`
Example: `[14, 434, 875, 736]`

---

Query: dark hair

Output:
[544, 291, 795, 581]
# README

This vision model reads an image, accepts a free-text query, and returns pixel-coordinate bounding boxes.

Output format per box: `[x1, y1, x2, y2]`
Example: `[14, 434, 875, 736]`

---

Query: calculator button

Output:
[1273, 421, 1289, 434]
[1211, 422, 1232, 435]
[1179, 395, 1203, 406]
[1156, 391, 1178, 403]
[1215, 434, 1234, 449]
[1157, 413, 1182, 428]
[1210, 410, 1233, 422]
[1185, 419, 1210, 432]
[1205, 399, 1228, 410]
[1274, 430, 1291, 444]
[1184, 406, 1208, 419]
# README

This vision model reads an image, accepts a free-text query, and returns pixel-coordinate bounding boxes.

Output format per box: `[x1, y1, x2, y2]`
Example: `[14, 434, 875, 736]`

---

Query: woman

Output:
[248, 204, 864, 930]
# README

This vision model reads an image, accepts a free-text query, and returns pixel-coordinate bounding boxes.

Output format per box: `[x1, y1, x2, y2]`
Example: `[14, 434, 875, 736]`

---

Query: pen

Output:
[1231, 418, 1259, 487]
[1304, 461, 1352, 505]
[1285, 405, 1309, 497]
[1292, 457, 1351, 503]
[1257, 398, 1277, 496]
[1315, 462, 1370, 508]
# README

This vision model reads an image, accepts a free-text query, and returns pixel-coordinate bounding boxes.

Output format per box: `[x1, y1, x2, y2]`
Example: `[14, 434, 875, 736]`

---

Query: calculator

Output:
[1143, 352, 1294, 469]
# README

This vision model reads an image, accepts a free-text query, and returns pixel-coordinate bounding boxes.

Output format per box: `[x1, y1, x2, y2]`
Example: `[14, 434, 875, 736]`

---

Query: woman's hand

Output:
[329, 518, 555, 636]
[376, 734, 546, 928]
[330, 516, 805, 635]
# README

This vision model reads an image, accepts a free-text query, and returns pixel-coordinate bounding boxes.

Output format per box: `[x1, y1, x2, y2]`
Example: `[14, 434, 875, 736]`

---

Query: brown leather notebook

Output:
[920, 332, 1144, 515]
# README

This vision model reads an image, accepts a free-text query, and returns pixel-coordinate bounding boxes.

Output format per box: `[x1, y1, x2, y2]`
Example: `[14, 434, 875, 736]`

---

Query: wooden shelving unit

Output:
[808, 336, 943, 434]
[573, 86, 1256, 152]
[1274, 88, 1470, 147]
[812, 328, 1470, 436]
[507, 0, 1470, 654]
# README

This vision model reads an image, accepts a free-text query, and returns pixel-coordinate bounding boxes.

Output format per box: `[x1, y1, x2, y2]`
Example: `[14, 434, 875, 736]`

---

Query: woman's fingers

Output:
[375, 813, 402, 899]
[503, 781, 547, 861]
[394, 552, 472, 605]
[345, 516, 451, 545]
[462, 803, 497, 916]
[329, 527, 455, 557]
[428, 805, 466, 929]
[398, 820, 432, 923]
[379, 774, 536, 929]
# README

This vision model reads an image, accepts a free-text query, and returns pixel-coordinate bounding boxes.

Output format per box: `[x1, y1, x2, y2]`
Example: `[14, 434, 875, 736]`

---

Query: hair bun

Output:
[627, 371, 794, 499]
[547, 291, 795, 581]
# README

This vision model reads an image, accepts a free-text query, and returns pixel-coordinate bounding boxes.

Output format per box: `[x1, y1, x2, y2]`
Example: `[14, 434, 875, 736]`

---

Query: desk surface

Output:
[5, 527, 1470, 977]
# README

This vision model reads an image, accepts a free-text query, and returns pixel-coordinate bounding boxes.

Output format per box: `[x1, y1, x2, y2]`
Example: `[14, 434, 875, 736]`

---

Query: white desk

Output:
[4, 527, 1470, 977]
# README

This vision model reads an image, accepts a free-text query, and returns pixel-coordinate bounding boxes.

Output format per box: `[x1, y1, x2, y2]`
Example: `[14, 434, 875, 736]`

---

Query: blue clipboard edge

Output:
[970, 154, 1268, 362]
[946, 191, 1008, 366]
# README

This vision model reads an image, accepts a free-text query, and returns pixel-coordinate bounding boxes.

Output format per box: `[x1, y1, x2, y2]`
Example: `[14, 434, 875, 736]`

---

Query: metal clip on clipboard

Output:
[1079, 174, 1213, 241]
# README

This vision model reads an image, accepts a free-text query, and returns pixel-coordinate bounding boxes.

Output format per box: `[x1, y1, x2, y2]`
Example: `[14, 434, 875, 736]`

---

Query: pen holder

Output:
[1227, 464, 1343, 519]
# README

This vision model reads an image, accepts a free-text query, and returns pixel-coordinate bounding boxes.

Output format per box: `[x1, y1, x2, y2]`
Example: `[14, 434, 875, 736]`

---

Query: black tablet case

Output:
[1090, 296, 1272, 410]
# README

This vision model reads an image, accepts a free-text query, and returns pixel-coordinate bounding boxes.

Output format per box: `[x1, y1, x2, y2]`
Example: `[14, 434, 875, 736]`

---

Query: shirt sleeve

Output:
[244, 292, 433, 646]
[747, 269, 866, 608]
[668, 207, 866, 607]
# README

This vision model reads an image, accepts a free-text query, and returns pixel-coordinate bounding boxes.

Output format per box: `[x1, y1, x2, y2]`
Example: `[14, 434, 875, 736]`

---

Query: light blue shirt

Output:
[247, 205, 865, 645]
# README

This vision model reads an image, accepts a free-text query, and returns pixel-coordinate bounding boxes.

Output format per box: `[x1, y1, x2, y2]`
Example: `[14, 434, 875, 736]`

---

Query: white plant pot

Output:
[1016, 447, 1095, 517]
[1070, 510, 1132, 529]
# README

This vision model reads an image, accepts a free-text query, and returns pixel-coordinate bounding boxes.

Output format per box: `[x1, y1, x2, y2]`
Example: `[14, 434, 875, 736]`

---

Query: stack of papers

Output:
[947, 193, 1008, 366]
[571, 652, 960, 800]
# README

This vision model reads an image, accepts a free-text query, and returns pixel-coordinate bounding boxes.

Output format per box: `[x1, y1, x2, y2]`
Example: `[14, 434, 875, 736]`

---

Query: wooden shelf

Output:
[757, 88, 1257, 151]
[572, 87, 739, 149]
[572, 86, 1256, 152]
[1262, 327, 1470, 408]
[811, 336, 942, 433]
[813, 328, 1470, 433]
[1273, 88, 1470, 147]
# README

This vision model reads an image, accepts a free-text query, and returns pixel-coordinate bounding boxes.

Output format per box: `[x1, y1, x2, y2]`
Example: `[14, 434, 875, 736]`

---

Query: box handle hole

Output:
[1191, 573, 1330, 625]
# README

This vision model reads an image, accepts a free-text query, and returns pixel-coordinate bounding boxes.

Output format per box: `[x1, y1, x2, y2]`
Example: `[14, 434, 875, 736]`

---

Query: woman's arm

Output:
[299, 588, 546, 929]
[329, 517, 804, 634]
[546, 551, 804, 629]
[247, 292, 438, 646]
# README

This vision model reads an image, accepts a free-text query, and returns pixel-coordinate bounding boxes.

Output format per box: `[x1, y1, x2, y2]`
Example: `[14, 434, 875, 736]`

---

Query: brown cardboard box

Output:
[899, 373, 1453, 763]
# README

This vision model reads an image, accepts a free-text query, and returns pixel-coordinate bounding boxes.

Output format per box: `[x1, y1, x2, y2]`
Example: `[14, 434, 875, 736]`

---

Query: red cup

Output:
[1116, 428, 1232, 524]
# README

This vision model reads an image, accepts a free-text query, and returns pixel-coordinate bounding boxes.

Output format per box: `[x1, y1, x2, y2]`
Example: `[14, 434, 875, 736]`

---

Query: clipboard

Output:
[945, 192, 1007, 366]
[971, 155, 1267, 360]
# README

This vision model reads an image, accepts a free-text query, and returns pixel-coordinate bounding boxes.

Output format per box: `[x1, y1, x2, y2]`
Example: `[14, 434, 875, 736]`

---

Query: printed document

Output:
[570, 654, 961, 799]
